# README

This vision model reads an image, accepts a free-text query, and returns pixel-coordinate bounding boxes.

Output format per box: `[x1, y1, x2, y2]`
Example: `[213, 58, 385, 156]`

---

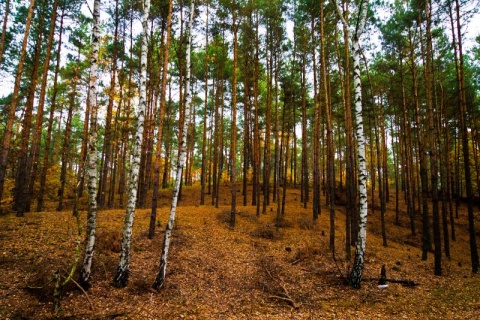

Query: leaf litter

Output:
[0, 185, 479, 319]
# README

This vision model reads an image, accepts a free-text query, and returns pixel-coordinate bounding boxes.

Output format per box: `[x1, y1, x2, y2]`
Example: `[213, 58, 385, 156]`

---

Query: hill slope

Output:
[1, 186, 479, 319]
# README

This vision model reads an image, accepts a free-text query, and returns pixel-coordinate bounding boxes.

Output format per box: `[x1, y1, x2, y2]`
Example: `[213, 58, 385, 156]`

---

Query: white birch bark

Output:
[113, 0, 150, 288]
[334, 0, 369, 288]
[78, 0, 101, 289]
[153, 0, 195, 290]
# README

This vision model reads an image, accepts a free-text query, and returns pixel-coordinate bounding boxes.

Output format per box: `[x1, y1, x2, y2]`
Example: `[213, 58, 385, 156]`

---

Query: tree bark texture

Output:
[78, 0, 101, 289]
[335, 0, 369, 289]
[0, 0, 36, 204]
[113, 0, 151, 288]
[153, 0, 195, 290]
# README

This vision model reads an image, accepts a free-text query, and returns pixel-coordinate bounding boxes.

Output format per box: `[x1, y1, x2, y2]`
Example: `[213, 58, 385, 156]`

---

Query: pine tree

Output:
[0, 0, 36, 204]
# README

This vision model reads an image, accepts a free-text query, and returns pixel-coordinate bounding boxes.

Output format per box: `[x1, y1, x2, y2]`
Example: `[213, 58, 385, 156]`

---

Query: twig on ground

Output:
[264, 264, 300, 309]
[71, 278, 94, 310]
[363, 277, 419, 287]
[332, 252, 348, 284]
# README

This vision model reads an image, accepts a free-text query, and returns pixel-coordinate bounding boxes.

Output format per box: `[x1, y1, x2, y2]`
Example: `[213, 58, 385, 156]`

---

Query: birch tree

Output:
[153, 0, 195, 290]
[78, 0, 101, 289]
[334, 0, 369, 289]
[113, 0, 151, 288]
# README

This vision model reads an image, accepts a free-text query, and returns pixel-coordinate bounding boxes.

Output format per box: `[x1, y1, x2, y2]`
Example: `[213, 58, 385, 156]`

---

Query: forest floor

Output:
[1, 185, 480, 319]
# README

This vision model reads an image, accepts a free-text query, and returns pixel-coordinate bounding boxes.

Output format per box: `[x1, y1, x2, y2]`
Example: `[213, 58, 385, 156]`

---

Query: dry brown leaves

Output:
[1, 185, 479, 319]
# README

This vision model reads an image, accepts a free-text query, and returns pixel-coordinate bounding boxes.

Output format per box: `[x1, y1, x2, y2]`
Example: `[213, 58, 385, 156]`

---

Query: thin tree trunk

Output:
[263, 27, 272, 215]
[300, 52, 309, 210]
[153, 0, 195, 290]
[0, 0, 36, 204]
[415, 20, 431, 262]
[113, 0, 151, 288]
[453, 0, 479, 273]
[335, 0, 369, 289]
[400, 56, 415, 235]
[337, 0, 357, 252]
[424, 0, 441, 275]
[437, 84, 451, 259]
[376, 97, 387, 247]
[200, 1, 209, 206]
[212, 76, 220, 206]
[0, 0, 10, 68]
[334, 20, 351, 259]
[320, 4, 335, 252]
[31, 0, 62, 212]
[230, 5, 238, 228]
[312, 16, 321, 221]
[149, 0, 173, 239]
[37, 8, 64, 211]
[78, 0, 101, 289]
[390, 120, 400, 225]
[57, 49, 80, 211]
[98, 0, 120, 208]
[13, 26, 43, 216]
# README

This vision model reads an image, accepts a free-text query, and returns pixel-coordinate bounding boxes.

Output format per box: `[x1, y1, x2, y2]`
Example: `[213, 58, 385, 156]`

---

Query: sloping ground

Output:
[1, 186, 479, 319]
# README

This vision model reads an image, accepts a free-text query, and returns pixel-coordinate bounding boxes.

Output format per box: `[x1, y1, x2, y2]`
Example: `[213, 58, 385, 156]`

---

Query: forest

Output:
[1, 0, 480, 318]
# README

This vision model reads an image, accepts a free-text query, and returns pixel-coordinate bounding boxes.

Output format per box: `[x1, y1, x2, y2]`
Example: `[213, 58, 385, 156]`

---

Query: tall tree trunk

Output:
[30, 0, 61, 212]
[153, 0, 195, 290]
[177, 5, 187, 202]
[98, 0, 120, 208]
[453, 0, 479, 273]
[263, 27, 272, 215]
[424, 0, 441, 275]
[400, 56, 416, 235]
[414, 20, 431, 262]
[336, 0, 357, 255]
[78, 0, 101, 289]
[149, 0, 173, 239]
[0, 0, 10, 68]
[0, 0, 36, 204]
[312, 16, 321, 221]
[390, 120, 400, 225]
[252, 14, 261, 216]
[375, 96, 387, 247]
[113, 0, 151, 288]
[320, 4, 335, 252]
[334, 21, 351, 259]
[200, 1, 209, 206]
[162, 93, 172, 189]
[437, 84, 451, 259]
[230, 5, 238, 228]
[57, 49, 80, 211]
[335, 0, 369, 289]
[273, 35, 281, 205]
[119, 11, 136, 206]
[13, 25, 43, 216]
[300, 52, 309, 210]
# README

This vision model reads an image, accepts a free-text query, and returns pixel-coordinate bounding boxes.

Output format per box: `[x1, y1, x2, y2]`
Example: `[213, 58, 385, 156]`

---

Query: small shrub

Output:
[216, 210, 231, 224]
[250, 224, 282, 240]
[275, 217, 294, 228]
[96, 230, 122, 253]
[291, 244, 322, 263]
[298, 216, 317, 230]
